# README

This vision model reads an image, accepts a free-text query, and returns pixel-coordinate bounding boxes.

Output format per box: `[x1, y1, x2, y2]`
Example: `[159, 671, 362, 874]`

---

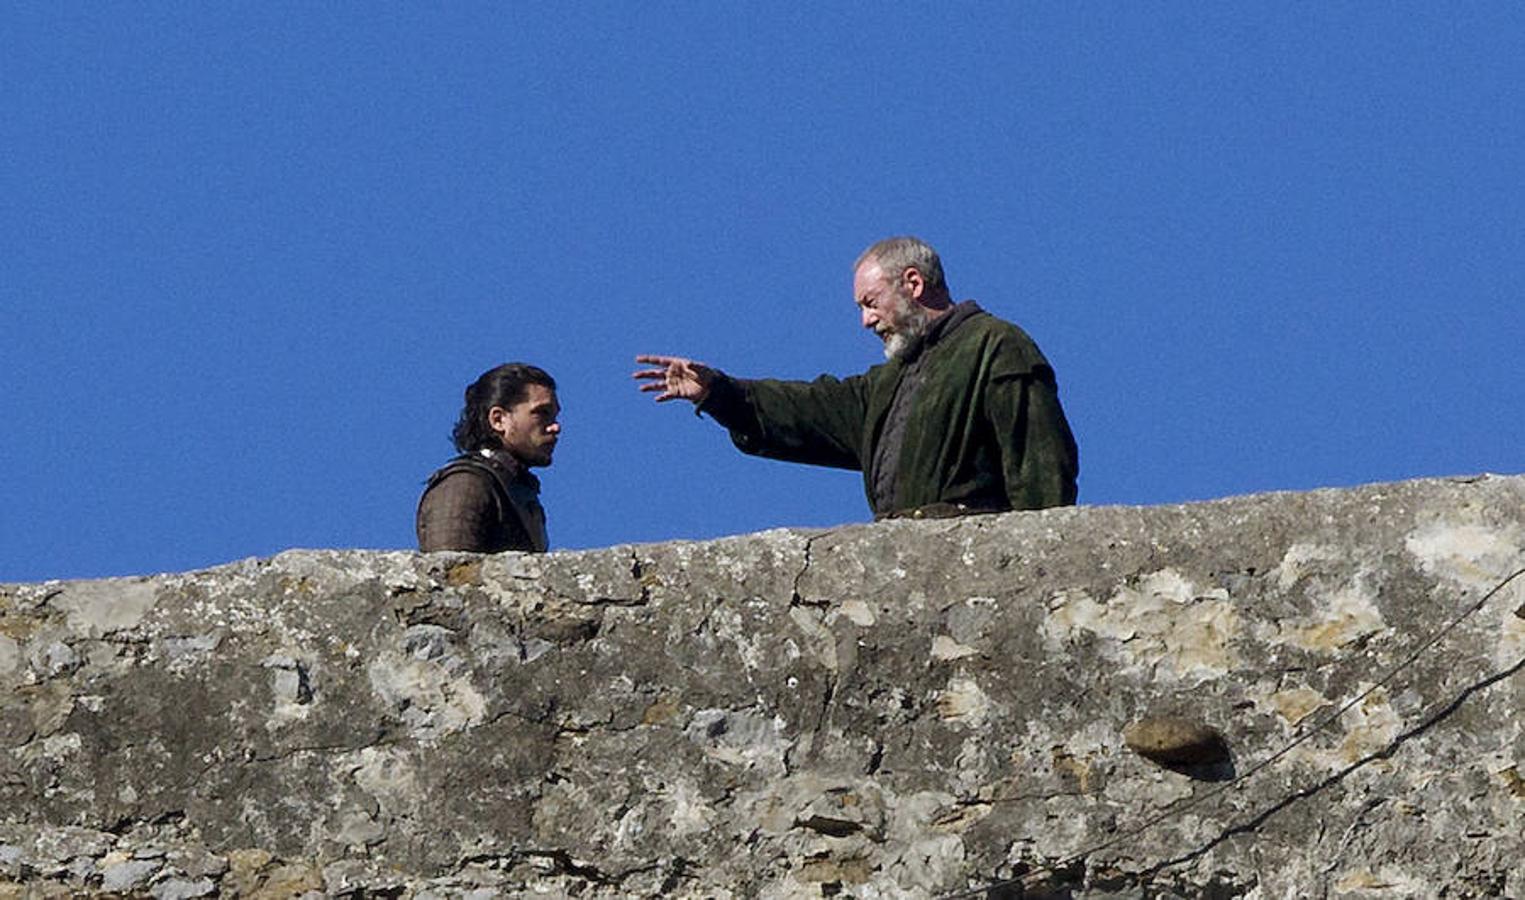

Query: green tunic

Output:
[705, 303, 1078, 517]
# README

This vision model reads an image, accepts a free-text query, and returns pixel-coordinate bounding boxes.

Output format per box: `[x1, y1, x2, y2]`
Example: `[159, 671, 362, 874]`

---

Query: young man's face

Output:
[490, 384, 561, 467]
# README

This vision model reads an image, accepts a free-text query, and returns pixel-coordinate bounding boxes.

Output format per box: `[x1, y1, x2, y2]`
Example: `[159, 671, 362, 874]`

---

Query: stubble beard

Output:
[526, 442, 555, 468]
[502, 438, 555, 469]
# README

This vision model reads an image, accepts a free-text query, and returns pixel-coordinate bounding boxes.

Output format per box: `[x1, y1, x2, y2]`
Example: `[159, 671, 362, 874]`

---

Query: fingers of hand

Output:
[635, 356, 702, 403]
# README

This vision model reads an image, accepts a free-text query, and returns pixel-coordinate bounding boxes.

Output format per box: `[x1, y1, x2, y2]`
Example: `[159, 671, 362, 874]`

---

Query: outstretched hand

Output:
[633, 354, 719, 405]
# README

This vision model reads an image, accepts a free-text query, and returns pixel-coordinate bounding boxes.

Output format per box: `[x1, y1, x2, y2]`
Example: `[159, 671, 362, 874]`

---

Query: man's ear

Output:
[487, 405, 510, 434]
[901, 266, 926, 300]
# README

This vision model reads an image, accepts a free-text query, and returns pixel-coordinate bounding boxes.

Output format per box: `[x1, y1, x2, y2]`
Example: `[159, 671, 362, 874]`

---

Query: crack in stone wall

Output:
[1, 474, 1522, 898]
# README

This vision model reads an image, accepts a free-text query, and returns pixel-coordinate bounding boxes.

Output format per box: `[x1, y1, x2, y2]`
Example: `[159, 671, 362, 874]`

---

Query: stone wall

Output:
[2, 474, 1522, 898]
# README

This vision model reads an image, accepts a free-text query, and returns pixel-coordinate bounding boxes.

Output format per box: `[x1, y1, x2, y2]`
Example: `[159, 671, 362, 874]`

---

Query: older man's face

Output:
[854, 260, 929, 359]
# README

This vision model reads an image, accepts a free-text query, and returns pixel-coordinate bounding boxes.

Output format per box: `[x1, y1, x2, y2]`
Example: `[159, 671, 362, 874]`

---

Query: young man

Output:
[417, 363, 561, 552]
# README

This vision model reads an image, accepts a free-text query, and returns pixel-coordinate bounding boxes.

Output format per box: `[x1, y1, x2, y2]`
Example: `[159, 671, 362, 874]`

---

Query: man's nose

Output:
[546, 421, 562, 435]
[861, 307, 878, 329]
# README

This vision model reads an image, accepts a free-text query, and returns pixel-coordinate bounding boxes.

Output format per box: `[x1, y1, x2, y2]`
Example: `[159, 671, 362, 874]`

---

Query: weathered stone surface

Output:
[1, 474, 1522, 897]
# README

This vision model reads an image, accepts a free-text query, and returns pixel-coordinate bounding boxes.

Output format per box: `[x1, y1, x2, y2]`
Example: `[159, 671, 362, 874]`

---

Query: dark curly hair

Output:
[451, 363, 557, 453]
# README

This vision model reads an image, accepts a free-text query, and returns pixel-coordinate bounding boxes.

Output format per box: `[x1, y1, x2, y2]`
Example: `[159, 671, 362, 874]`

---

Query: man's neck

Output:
[918, 291, 955, 320]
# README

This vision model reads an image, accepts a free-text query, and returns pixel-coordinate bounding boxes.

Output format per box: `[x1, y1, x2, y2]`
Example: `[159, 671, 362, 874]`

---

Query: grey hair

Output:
[854, 235, 949, 297]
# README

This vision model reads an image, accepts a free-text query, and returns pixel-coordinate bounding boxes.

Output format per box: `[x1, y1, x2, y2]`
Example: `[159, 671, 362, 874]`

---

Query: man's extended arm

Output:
[725, 374, 869, 470]
[635, 354, 869, 471]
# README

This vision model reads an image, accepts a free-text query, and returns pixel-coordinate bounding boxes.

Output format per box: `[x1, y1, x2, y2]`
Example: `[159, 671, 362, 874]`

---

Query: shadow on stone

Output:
[1123, 715, 1233, 779]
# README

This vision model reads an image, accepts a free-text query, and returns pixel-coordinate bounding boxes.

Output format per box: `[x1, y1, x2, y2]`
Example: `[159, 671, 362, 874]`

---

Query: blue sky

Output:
[3, 4, 1521, 582]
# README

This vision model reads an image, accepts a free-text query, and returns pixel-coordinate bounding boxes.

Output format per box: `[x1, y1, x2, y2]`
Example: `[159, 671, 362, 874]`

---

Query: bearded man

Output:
[417, 363, 561, 552]
[634, 236, 1078, 519]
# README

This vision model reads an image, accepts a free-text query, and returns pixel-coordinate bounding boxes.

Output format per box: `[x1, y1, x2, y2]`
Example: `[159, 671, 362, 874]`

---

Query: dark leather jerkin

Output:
[423, 454, 547, 553]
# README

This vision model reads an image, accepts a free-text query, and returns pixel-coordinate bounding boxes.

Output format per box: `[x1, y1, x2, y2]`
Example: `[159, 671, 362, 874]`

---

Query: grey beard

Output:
[881, 307, 931, 359]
